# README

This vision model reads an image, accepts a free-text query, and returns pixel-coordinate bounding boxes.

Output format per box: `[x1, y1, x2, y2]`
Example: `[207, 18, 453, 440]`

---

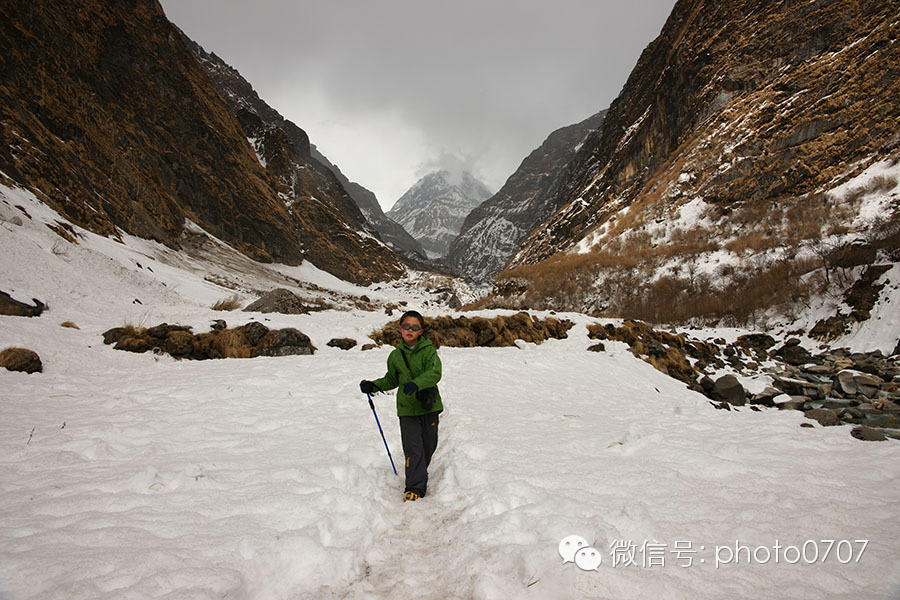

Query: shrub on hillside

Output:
[0, 347, 42, 373]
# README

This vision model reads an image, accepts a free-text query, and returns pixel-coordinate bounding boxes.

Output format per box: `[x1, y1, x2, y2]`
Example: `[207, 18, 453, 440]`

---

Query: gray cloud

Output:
[160, 0, 676, 208]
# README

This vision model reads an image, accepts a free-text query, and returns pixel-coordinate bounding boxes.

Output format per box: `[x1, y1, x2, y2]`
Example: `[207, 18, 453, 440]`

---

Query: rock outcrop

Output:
[311, 147, 427, 261]
[102, 322, 316, 359]
[183, 34, 407, 284]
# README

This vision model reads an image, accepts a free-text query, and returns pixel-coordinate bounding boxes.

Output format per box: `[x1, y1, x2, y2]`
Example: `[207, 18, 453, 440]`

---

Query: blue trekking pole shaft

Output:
[367, 392, 397, 475]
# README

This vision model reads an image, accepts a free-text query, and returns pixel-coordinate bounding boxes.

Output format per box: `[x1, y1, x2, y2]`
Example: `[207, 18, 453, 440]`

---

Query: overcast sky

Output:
[160, 1, 677, 210]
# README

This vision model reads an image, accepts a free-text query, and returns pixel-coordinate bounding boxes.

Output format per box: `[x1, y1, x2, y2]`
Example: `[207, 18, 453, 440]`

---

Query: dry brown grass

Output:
[211, 295, 242, 311]
[209, 328, 254, 358]
[484, 174, 898, 326]
[490, 249, 825, 327]
[613, 258, 821, 325]
[60, 321, 80, 329]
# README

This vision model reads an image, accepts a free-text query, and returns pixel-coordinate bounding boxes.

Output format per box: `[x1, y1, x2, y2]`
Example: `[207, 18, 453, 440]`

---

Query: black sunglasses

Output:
[400, 324, 422, 331]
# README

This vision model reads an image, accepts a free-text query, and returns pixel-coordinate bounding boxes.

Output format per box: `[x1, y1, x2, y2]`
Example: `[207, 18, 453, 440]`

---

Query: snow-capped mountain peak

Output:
[386, 170, 492, 259]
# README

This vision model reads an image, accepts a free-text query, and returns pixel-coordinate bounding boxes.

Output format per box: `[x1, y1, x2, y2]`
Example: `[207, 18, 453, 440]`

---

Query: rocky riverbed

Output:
[589, 320, 900, 441]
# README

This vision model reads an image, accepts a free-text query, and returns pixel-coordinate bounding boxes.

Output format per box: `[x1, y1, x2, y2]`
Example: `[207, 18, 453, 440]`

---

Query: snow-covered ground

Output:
[2, 185, 899, 599]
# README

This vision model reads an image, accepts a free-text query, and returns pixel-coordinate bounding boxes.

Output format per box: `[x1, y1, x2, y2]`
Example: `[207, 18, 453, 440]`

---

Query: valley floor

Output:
[1, 312, 898, 599]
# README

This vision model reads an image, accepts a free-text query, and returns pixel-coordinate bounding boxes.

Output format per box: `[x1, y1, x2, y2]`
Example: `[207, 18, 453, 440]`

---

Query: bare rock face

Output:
[0, 0, 302, 263]
[185, 39, 407, 285]
[0, 348, 42, 374]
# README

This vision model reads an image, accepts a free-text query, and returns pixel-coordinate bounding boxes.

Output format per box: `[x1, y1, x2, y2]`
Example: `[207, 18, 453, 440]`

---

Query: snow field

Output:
[2, 320, 898, 599]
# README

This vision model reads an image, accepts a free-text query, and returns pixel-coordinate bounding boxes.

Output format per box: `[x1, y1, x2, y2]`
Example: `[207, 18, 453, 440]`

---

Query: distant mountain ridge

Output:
[387, 171, 492, 259]
[309, 147, 427, 260]
[446, 110, 606, 285]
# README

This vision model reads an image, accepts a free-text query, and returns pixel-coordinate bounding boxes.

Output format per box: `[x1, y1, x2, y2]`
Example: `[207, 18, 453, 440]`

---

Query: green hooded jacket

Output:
[373, 337, 443, 416]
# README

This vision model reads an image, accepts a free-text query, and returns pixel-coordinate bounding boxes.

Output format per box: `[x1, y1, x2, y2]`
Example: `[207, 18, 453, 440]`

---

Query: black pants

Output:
[399, 413, 439, 497]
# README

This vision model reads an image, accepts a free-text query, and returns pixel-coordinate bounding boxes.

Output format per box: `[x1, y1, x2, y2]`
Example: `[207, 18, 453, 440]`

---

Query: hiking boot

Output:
[403, 491, 419, 502]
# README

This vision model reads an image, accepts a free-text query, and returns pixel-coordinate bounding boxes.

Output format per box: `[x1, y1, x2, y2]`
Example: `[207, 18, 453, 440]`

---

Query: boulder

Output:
[327, 338, 357, 351]
[776, 397, 808, 410]
[804, 408, 840, 426]
[850, 426, 887, 441]
[258, 328, 315, 356]
[244, 288, 314, 314]
[853, 373, 884, 398]
[835, 370, 858, 395]
[102, 327, 134, 345]
[712, 375, 746, 405]
[775, 342, 813, 366]
[750, 386, 783, 406]
[587, 342, 606, 352]
[242, 321, 269, 346]
[0, 347, 42, 373]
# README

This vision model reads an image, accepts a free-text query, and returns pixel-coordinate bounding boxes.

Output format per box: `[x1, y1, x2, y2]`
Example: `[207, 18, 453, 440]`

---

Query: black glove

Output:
[402, 381, 418, 395]
[360, 380, 377, 394]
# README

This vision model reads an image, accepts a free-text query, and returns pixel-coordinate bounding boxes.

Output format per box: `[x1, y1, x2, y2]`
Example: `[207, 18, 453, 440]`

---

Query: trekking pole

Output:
[367, 392, 397, 475]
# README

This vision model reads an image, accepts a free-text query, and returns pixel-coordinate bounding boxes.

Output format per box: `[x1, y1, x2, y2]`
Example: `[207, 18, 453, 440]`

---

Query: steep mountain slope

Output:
[182, 36, 425, 263]
[310, 147, 427, 260]
[488, 0, 900, 323]
[0, 0, 404, 285]
[177, 31, 408, 283]
[183, 38, 367, 230]
[387, 171, 492, 259]
[446, 110, 606, 285]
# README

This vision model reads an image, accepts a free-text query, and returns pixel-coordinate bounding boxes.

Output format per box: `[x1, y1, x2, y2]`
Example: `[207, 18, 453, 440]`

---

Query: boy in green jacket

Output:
[360, 310, 443, 502]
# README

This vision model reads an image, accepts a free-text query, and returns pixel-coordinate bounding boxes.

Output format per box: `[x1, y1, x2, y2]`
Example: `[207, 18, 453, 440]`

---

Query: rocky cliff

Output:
[0, 0, 405, 284]
[489, 0, 900, 323]
[387, 171, 492, 259]
[446, 110, 606, 285]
